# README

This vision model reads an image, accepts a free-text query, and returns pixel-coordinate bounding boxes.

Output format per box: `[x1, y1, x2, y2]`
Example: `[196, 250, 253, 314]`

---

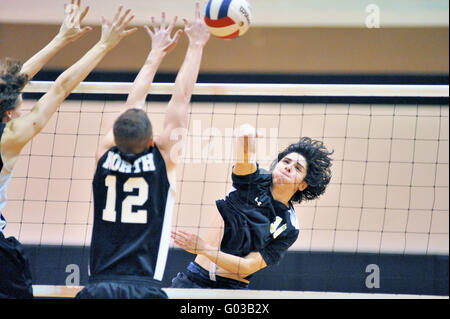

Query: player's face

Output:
[272, 152, 308, 192]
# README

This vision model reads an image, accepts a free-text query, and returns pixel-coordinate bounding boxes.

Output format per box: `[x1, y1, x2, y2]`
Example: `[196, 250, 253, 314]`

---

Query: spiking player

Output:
[171, 124, 333, 289]
[76, 2, 210, 299]
[0, 1, 136, 298]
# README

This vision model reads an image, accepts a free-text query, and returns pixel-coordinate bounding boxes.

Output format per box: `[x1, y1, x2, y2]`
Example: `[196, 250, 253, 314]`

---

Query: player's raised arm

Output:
[125, 13, 182, 110]
[233, 123, 260, 176]
[155, 2, 210, 168]
[21, 0, 92, 80]
[95, 13, 182, 162]
[1, 7, 137, 167]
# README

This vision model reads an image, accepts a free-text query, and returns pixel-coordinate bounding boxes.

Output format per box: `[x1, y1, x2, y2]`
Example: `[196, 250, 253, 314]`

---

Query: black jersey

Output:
[89, 145, 174, 282]
[216, 164, 300, 267]
[0, 123, 33, 298]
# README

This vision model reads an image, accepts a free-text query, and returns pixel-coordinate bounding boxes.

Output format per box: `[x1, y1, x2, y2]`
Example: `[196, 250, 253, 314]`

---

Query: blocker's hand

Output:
[145, 12, 183, 54]
[58, 0, 92, 43]
[99, 6, 138, 50]
[182, 2, 210, 47]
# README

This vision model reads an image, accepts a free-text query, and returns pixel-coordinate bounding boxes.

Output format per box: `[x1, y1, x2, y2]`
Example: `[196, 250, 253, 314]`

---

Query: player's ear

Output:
[148, 138, 154, 147]
[3, 110, 13, 122]
[298, 180, 308, 192]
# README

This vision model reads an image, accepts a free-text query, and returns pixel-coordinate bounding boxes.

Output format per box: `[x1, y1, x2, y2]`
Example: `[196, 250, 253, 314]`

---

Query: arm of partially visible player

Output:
[21, 0, 92, 80]
[95, 13, 182, 162]
[154, 2, 210, 169]
[232, 123, 260, 176]
[2, 7, 137, 160]
[171, 230, 268, 278]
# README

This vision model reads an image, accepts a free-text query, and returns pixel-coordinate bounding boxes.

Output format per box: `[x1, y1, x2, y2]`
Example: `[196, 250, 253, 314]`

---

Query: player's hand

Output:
[145, 12, 183, 54]
[99, 6, 138, 50]
[236, 123, 263, 157]
[171, 230, 212, 255]
[182, 2, 210, 47]
[58, 0, 92, 43]
[237, 123, 263, 139]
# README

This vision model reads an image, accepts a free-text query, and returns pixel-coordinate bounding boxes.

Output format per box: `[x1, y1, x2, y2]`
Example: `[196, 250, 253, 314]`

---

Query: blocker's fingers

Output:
[182, 18, 191, 29]
[168, 15, 178, 32]
[122, 14, 135, 29]
[160, 12, 167, 29]
[79, 6, 89, 22]
[118, 8, 131, 26]
[113, 6, 123, 23]
[195, 1, 201, 20]
[144, 25, 153, 37]
[150, 16, 158, 31]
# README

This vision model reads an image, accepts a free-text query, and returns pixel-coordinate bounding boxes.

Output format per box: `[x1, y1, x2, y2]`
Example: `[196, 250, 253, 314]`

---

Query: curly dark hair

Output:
[270, 137, 333, 204]
[0, 58, 28, 121]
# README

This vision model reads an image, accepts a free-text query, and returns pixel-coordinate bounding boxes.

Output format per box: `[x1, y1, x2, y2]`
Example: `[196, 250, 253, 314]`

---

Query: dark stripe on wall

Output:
[30, 70, 450, 84]
[23, 71, 449, 105]
[23, 245, 449, 296]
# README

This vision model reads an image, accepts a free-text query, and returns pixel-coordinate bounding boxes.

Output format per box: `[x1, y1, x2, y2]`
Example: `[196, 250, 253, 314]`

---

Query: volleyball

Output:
[204, 0, 252, 39]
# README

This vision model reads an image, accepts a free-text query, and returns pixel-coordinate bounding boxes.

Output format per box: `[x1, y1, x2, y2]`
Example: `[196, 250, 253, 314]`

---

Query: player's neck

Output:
[270, 185, 293, 208]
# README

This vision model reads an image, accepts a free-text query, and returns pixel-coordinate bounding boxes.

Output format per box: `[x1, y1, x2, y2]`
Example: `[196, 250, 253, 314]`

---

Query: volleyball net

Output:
[4, 81, 449, 298]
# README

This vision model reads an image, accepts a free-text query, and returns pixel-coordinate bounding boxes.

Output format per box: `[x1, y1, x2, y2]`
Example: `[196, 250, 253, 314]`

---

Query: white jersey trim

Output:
[0, 164, 13, 232]
[153, 187, 176, 281]
[289, 207, 300, 230]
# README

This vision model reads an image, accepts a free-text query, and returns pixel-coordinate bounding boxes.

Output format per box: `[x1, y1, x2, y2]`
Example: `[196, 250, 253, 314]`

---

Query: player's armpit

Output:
[0, 98, 59, 156]
[95, 130, 116, 163]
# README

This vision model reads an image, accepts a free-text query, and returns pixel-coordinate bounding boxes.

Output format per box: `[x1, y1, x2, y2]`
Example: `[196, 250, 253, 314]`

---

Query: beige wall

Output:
[1, 24, 448, 74]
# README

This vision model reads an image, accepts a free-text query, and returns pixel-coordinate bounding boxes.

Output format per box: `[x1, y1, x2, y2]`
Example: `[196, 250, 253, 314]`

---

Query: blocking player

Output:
[0, 2, 136, 298]
[75, 3, 210, 299]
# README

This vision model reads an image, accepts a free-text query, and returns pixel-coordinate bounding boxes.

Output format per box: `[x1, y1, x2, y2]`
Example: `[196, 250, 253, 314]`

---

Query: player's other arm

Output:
[171, 230, 267, 278]
[3, 7, 137, 159]
[155, 2, 210, 170]
[21, 0, 92, 80]
[95, 13, 182, 162]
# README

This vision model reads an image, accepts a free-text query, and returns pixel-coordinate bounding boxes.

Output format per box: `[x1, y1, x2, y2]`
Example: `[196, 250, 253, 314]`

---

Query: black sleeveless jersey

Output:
[89, 145, 174, 281]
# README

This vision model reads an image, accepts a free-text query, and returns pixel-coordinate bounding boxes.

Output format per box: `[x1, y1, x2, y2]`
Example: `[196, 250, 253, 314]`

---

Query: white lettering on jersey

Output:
[102, 151, 156, 173]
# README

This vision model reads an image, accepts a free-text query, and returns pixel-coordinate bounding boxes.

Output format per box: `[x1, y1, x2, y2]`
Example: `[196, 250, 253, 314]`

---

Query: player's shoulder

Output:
[232, 163, 272, 184]
[258, 167, 272, 178]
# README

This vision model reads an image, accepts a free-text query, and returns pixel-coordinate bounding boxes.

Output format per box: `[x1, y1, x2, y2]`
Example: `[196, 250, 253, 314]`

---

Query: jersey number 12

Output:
[102, 175, 148, 224]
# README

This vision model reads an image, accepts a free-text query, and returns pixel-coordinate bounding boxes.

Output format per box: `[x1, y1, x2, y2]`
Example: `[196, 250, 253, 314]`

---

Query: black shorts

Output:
[75, 275, 168, 299]
[170, 262, 248, 290]
[0, 232, 34, 299]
